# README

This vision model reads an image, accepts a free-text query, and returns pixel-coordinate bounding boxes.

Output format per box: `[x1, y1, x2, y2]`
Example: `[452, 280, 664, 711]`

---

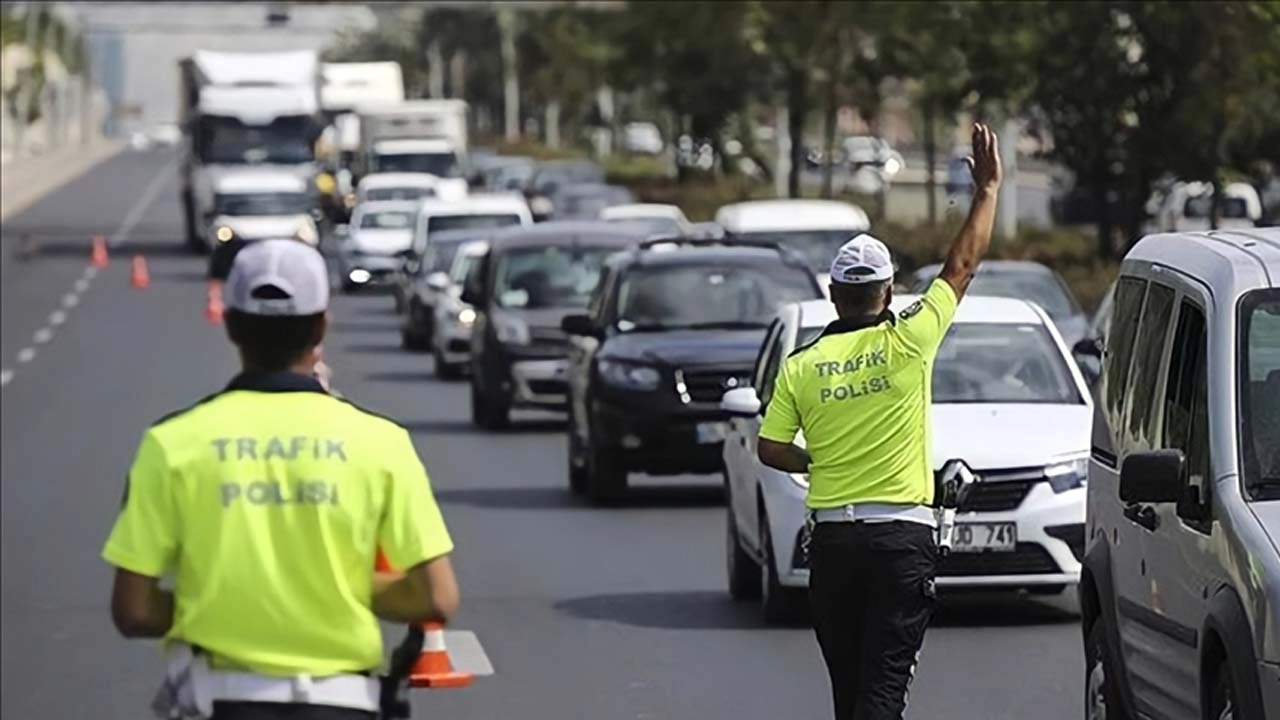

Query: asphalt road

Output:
[1, 147, 1084, 719]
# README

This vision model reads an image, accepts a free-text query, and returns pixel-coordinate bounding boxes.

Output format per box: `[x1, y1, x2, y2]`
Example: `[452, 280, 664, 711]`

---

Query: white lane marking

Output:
[62, 293, 79, 308]
[49, 310, 66, 326]
[83, 265, 99, 280]
[17, 347, 36, 363]
[74, 277, 91, 293]
[443, 631, 495, 676]
[33, 328, 53, 344]
[108, 155, 177, 247]
[0, 370, 12, 387]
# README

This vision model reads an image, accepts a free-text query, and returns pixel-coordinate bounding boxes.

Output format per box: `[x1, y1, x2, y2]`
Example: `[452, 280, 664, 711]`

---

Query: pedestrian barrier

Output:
[130, 256, 150, 289]
[375, 549, 474, 690]
[205, 280, 224, 324]
[90, 235, 108, 268]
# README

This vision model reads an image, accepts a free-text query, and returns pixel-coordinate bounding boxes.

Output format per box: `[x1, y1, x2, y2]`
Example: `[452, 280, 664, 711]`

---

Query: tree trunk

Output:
[427, 39, 445, 99]
[820, 70, 838, 199]
[786, 67, 807, 199]
[923, 99, 938, 226]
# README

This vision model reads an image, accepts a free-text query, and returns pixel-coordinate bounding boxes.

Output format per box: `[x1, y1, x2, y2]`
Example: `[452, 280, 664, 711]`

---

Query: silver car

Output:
[430, 239, 489, 379]
[1081, 228, 1280, 720]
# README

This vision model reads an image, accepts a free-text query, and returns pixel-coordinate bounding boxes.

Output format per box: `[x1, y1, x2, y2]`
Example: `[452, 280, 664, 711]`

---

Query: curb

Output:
[1, 141, 127, 222]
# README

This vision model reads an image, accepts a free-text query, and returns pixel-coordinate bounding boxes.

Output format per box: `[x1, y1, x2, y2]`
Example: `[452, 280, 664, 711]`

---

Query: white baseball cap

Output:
[829, 233, 895, 285]
[225, 239, 330, 316]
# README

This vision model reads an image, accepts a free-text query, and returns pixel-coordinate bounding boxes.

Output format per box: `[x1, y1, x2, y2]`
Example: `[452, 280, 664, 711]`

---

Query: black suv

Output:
[460, 221, 650, 429]
[560, 238, 824, 503]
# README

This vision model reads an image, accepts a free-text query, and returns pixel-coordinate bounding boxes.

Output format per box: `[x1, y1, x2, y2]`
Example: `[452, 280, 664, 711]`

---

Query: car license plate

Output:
[695, 421, 728, 444]
[952, 522, 1016, 553]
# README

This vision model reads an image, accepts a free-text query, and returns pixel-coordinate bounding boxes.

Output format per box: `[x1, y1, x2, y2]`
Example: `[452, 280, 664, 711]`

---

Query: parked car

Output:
[1080, 227, 1280, 720]
[909, 260, 1090, 347]
[722, 294, 1093, 622]
[461, 221, 649, 429]
[430, 239, 489, 379]
[600, 203, 692, 237]
[523, 160, 606, 221]
[337, 200, 419, 292]
[1151, 180, 1263, 233]
[715, 199, 871, 292]
[552, 183, 635, 221]
[400, 229, 489, 351]
[560, 238, 824, 504]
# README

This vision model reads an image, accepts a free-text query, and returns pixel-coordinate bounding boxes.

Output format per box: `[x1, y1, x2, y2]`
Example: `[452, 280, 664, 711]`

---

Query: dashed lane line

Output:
[16, 347, 36, 363]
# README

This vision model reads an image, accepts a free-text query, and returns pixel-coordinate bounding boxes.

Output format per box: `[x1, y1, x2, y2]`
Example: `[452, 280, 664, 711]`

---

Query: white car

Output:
[623, 122, 664, 155]
[355, 172, 466, 204]
[722, 294, 1093, 622]
[1151, 180, 1262, 233]
[714, 199, 871, 293]
[430, 239, 489, 378]
[599, 203, 691, 237]
[338, 200, 419, 291]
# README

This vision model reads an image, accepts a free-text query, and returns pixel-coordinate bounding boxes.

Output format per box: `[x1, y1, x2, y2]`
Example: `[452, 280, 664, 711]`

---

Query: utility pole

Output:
[497, 5, 519, 142]
[996, 116, 1019, 241]
[427, 39, 444, 99]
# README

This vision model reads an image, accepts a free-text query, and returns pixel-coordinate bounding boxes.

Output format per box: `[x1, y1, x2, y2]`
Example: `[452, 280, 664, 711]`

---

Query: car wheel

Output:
[1209, 659, 1237, 720]
[470, 376, 509, 430]
[726, 496, 761, 601]
[1084, 619, 1127, 720]
[759, 509, 805, 625]
[566, 407, 587, 495]
[586, 440, 626, 506]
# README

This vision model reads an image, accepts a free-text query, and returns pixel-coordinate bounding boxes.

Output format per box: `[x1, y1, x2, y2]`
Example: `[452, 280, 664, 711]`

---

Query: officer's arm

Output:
[373, 557, 460, 624]
[939, 123, 1002, 299]
[757, 358, 810, 473]
[111, 569, 174, 638]
[759, 438, 811, 474]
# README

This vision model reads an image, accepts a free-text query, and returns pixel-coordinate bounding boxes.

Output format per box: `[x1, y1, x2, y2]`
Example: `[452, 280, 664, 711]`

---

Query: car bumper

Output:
[761, 476, 1084, 590]
[340, 252, 403, 286]
[509, 357, 570, 409]
[435, 317, 473, 364]
[592, 397, 729, 475]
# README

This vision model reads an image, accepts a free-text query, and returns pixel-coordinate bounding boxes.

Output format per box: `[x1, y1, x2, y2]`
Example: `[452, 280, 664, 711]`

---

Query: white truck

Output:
[356, 100, 469, 185]
[319, 62, 405, 217]
[178, 49, 323, 252]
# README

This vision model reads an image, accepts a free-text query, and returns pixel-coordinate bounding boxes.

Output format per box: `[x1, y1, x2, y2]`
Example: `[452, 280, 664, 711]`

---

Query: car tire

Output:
[726, 498, 761, 601]
[1084, 619, 1129, 720]
[586, 441, 627, 506]
[470, 377, 510, 430]
[1209, 659, 1237, 720]
[759, 509, 806, 625]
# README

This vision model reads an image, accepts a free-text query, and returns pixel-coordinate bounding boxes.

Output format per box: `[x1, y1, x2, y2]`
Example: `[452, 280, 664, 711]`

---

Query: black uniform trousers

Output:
[211, 702, 375, 720]
[807, 519, 939, 720]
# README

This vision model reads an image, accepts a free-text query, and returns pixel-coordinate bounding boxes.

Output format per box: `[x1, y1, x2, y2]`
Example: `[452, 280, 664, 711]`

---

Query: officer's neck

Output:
[238, 359, 317, 377]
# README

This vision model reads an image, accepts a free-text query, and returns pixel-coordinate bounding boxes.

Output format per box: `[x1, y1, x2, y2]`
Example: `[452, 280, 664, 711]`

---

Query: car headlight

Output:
[214, 226, 235, 243]
[530, 196, 554, 215]
[883, 156, 902, 176]
[295, 223, 318, 245]
[597, 359, 662, 391]
[492, 315, 530, 346]
[1045, 456, 1089, 493]
[458, 307, 476, 325]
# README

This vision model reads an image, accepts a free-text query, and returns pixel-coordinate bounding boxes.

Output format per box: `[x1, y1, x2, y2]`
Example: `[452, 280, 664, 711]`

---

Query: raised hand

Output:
[964, 123, 1003, 194]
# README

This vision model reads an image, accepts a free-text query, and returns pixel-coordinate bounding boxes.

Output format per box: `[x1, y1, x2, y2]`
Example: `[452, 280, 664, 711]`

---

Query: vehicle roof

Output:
[714, 199, 870, 232]
[374, 138, 457, 154]
[351, 200, 420, 215]
[417, 193, 529, 216]
[427, 228, 491, 245]
[1125, 228, 1279, 293]
[487, 220, 647, 250]
[600, 203, 686, 221]
[796, 294, 1053, 329]
[357, 173, 440, 189]
[213, 171, 309, 194]
[620, 244, 807, 269]
[912, 259, 1058, 277]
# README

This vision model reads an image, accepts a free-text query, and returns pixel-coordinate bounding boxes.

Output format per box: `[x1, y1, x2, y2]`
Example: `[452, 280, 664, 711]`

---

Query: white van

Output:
[714, 199, 871, 291]
[1081, 228, 1280, 720]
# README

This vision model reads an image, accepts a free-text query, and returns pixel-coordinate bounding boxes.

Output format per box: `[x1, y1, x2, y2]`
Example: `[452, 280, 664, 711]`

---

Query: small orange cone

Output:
[131, 256, 150, 289]
[205, 280, 224, 324]
[91, 235, 109, 268]
[409, 621, 473, 689]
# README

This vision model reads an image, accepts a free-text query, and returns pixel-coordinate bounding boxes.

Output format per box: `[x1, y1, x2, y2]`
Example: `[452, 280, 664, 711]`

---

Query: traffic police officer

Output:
[757, 124, 1002, 719]
[102, 239, 460, 719]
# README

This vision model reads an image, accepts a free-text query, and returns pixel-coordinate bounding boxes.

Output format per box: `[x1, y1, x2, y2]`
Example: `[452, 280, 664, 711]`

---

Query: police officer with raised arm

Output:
[757, 124, 1003, 719]
[102, 239, 460, 720]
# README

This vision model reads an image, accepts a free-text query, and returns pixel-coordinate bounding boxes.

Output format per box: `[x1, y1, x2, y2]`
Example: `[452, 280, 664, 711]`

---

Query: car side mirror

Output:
[426, 272, 450, 292]
[560, 313, 600, 338]
[720, 387, 761, 417]
[1073, 337, 1102, 360]
[1120, 450, 1186, 504]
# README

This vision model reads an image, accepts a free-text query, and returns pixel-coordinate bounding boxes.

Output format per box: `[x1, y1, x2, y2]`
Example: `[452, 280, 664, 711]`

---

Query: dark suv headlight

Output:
[597, 359, 661, 391]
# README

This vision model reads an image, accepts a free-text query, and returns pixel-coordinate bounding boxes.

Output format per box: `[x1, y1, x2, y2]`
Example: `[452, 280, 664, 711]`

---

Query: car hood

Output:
[215, 215, 310, 240]
[350, 228, 413, 255]
[930, 403, 1092, 471]
[601, 328, 767, 368]
[496, 307, 580, 333]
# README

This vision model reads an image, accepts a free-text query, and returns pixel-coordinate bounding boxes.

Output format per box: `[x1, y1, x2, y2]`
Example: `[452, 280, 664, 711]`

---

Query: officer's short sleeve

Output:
[102, 431, 178, 578]
[759, 359, 801, 443]
[893, 278, 959, 356]
[379, 430, 454, 571]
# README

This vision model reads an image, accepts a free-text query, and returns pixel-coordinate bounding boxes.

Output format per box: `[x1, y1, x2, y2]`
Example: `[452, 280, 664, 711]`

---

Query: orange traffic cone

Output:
[91, 235, 109, 268]
[131, 256, 150, 289]
[409, 621, 473, 689]
[205, 280, 224, 324]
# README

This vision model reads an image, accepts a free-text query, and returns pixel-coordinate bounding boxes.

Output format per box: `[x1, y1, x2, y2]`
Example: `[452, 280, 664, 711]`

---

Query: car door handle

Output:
[1123, 504, 1160, 532]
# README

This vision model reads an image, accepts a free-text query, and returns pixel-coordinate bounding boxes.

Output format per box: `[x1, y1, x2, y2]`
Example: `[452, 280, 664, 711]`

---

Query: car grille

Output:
[528, 379, 567, 396]
[675, 368, 752, 404]
[446, 339, 470, 354]
[937, 543, 1060, 576]
[529, 326, 569, 352]
[957, 479, 1037, 512]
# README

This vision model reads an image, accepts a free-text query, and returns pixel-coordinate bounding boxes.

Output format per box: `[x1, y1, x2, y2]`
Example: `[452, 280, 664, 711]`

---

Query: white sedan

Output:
[721, 294, 1093, 623]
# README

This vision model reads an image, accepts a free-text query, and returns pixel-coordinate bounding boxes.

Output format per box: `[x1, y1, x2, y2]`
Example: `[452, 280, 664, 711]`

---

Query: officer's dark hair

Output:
[830, 279, 892, 318]
[224, 285, 326, 371]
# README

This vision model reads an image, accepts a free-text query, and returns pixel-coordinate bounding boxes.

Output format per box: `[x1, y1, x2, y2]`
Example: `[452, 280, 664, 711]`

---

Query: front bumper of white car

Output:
[762, 469, 1085, 591]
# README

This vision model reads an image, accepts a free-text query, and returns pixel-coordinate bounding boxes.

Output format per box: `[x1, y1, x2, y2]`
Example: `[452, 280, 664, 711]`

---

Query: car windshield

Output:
[933, 323, 1081, 404]
[1241, 290, 1280, 499]
[731, 230, 862, 274]
[559, 189, 633, 218]
[450, 251, 483, 284]
[608, 216, 682, 236]
[358, 210, 415, 229]
[493, 245, 616, 309]
[426, 240, 463, 274]
[916, 268, 1080, 320]
[427, 214, 522, 233]
[1185, 194, 1249, 219]
[215, 192, 312, 216]
[372, 152, 461, 178]
[536, 164, 603, 193]
[365, 186, 434, 202]
[616, 263, 819, 330]
[199, 118, 314, 164]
